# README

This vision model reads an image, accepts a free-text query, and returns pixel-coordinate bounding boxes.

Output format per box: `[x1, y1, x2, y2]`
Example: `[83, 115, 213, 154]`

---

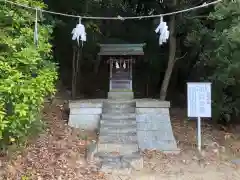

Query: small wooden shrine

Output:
[98, 44, 145, 92]
[69, 43, 179, 155]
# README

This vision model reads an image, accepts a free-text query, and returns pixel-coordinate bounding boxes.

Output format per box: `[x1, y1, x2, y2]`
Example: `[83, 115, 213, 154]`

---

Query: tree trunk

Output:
[159, 0, 177, 100]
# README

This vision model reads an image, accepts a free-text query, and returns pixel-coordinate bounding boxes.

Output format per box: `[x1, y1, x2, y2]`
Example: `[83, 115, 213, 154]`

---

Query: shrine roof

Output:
[98, 43, 145, 56]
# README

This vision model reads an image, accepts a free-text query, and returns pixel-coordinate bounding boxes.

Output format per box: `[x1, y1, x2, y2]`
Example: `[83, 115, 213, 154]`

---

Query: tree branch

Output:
[176, 52, 187, 61]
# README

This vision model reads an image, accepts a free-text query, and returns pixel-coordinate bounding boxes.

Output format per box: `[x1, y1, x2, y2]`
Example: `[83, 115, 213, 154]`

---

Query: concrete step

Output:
[100, 163, 132, 174]
[102, 107, 135, 113]
[95, 152, 143, 173]
[99, 134, 138, 144]
[97, 143, 139, 154]
[95, 151, 141, 160]
[103, 100, 135, 109]
[99, 131, 137, 137]
[100, 119, 136, 126]
[101, 113, 136, 120]
[94, 152, 122, 162]
[100, 124, 137, 134]
[108, 91, 134, 99]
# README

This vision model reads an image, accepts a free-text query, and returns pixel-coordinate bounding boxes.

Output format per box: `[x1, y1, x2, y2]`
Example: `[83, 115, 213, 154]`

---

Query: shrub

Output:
[0, 0, 57, 150]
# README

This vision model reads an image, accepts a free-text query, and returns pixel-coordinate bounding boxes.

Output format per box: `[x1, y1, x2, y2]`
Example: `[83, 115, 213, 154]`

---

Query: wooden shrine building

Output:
[98, 43, 145, 98]
[71, 43, 145, 99]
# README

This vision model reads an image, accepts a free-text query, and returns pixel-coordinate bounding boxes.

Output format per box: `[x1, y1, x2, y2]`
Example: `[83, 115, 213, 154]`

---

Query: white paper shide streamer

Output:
[34, 8, 38, 46]
[123, 61, 126, 69]
[72, 17, 86, 46]
[115, 62, 120, 69]
[155, 16, 169, 45]
[2, 0, 221, 48]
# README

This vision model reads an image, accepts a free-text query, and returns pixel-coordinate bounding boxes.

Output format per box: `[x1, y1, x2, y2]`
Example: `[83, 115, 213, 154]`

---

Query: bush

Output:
[185, 0, 240, 124]
[0, 0, 57, 150]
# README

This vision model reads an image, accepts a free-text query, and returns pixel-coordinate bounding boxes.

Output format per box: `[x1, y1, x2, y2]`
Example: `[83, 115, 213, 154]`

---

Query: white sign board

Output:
[187, 82, 211, 118]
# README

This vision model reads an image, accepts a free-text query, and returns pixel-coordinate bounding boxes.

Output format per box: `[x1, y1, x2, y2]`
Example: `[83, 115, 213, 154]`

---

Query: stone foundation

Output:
[68, 99, 103, 131]
[136, 99, 179, 153]
[68, 99, 179, 153]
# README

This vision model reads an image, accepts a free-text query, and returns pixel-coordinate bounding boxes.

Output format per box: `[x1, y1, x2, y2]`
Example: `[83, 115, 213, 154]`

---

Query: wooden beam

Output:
[110, 58, 113, 91]
[130, 57, 133, 90]
[71, 46, 77, 99]
[76, 45, 83, 97]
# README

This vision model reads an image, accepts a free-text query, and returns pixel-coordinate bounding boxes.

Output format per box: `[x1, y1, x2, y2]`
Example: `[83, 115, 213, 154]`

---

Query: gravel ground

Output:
[1, 102, 240, 180]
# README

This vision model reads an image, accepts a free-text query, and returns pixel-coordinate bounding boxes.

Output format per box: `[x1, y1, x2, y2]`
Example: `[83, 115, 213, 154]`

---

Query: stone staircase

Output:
[95, 99, 143, 174]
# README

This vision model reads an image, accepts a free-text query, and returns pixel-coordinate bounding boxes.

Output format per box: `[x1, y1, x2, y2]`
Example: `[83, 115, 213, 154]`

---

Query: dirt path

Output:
[1, 103, 105, 180]
[106, 148, 240, 180]
[1, 102, 240, 180]
[107, 109, 240, 180]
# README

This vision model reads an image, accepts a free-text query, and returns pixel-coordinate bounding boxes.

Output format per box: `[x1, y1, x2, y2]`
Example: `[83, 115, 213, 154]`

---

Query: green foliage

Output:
[34, 0, 240, 124]
[0, 0, 57, 150]
[207, 0, 240, 122]
[185, 0, 240, 123]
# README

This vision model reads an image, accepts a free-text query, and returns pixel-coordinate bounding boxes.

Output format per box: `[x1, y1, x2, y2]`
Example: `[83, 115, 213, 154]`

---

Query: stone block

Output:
[137, 130, 178, 151]
[137, 130, 175, 142]
[103, 100, 135, 109]
[97, 143, 139, 154]
[86, 143, 98, 162]
[101, 113, 136, 120]
[71, 107, 102, 115]
[136, 100, 170, 108]
[99, 134, 138, 144]
[101, 119, 136, 126]
[94, 152, 122, 162]
[103, 107, 135, 113]
[101, 165, 132, 175]
[136, 115, 172, 130]
[136, 108, 169, 115]
[137, 121, 172, 131]
[100, 125, 137, 134]
[101, 160, 122, 169]
[69, 99, 103, 108]
[136, 114, 170, 123]
[68, 114, 100, 130]
[100, 131, 137, 137]
[108, 91, 134, 99]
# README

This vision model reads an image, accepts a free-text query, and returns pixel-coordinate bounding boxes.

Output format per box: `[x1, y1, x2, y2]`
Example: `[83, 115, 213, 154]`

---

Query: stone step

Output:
[100, 125, 137, 134]
[94, 152, 122, 162]
[95, 152, 143, 173]
[101, 113, 136, 120]
[99, 134, 138, 144]
[99, 131, 137, 138]
[108, 91, 134, 99]
[100, 119, 136, 126]
[105, 99, 135, 103]
[100, 162, 132, 175]
[95, 151, 141, 160]
[103, 100, 135, 109]
[97, 143, 139, 154]
[102, 107, 135, 113]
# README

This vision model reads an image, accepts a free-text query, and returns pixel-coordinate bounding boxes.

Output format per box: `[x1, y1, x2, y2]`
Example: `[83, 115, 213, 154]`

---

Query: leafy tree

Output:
[186, 0, 240, 123]
[40, 0, 240, 124]
[0, 0, 57, 150]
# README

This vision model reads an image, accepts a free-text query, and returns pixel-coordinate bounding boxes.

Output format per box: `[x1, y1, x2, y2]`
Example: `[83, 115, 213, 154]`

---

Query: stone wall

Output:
[136, 99, 179, 153]
[68, 99, 103, 131]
